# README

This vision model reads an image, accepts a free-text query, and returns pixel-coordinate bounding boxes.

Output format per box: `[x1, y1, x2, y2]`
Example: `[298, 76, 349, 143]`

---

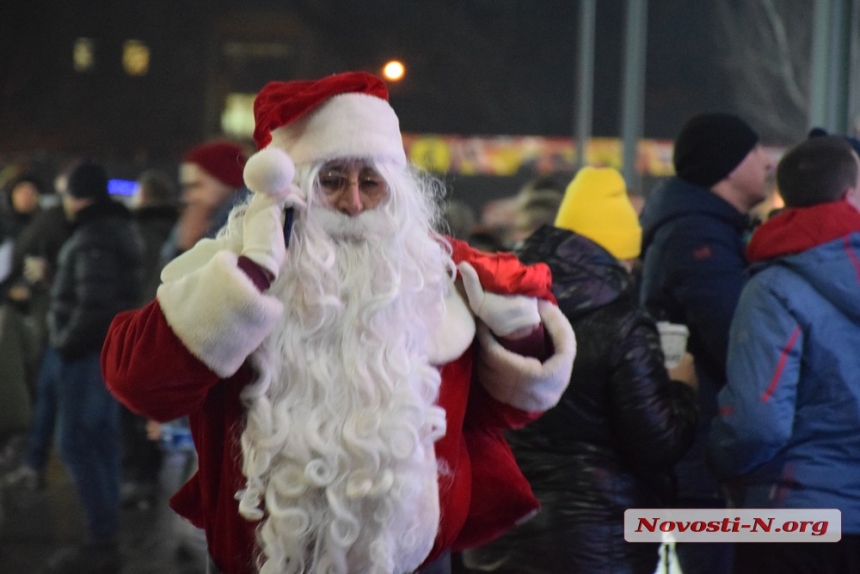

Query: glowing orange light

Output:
[382, 60, 405, 81]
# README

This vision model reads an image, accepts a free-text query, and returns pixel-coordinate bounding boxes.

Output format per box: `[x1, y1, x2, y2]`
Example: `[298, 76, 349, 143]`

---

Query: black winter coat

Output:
[464, 226, 698, 574]
[133, 205, 178, 303]
[49, 199, 144, 360]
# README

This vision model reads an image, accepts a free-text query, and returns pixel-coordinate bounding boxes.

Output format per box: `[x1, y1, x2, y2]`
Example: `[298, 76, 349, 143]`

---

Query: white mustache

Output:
[312, 208, 392, 242]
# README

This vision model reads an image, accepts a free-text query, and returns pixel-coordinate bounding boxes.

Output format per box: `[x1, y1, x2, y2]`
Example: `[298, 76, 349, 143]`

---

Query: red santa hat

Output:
[243, 71, 406, 199]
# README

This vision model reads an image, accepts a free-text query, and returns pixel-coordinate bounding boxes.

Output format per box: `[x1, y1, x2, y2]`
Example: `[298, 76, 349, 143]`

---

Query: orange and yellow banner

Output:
[402, 134, 677, 177]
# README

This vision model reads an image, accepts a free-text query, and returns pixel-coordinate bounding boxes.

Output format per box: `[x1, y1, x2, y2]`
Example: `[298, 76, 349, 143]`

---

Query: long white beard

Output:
[236, 188, 454, 574]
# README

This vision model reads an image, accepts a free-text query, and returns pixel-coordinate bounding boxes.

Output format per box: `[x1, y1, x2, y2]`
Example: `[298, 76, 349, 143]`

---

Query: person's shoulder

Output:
[80, 208, 138, 243]
[642, 179, 719, 236]
[25, 204, 66, 228]
[739, 262, 804, 305]
[134, 205, 179, 223]
[648, 211, 738, 252]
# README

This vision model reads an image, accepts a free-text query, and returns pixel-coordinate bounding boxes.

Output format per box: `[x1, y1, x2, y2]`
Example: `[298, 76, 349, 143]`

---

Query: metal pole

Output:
[849, 0, 860, 136]
[809, 0, 832, 130]
[829, 0, 849, 131]
[575, 0, 596, 170]
[620, 0, 648, 192]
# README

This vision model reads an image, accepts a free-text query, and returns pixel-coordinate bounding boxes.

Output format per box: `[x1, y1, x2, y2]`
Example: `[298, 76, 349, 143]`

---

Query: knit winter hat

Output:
[66, 161, 109, 200]
[554, 167, 642, 259]
[673, 113, 759, 188]
[182, 141, 248, 189]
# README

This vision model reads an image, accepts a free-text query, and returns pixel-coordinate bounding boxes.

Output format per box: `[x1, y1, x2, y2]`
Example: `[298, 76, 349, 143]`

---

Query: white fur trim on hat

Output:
[474, 299, 576, 413]
[157, 250, 284, 378]
[269, 93, 406, 166]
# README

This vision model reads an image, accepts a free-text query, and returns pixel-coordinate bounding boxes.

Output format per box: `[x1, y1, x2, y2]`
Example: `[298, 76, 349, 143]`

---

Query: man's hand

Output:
[23, 256, 49, 286]
[458, 261, 540, 338]
[668, 352, 698, 392]
[145, 420, 163, 441]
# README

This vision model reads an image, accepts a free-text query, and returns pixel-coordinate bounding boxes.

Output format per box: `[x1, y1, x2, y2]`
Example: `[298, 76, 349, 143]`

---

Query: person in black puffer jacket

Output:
[462, 167, 699, 574]
[49, 176, 143, 360]
[39, 161, 144, 574]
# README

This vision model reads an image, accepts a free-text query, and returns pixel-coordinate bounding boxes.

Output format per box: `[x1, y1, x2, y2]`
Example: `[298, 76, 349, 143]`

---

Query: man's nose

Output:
[336, 181, 363, 217]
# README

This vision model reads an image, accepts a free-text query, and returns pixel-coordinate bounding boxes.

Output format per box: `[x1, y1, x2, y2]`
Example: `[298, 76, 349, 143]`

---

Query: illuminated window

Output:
[123, 40, 150, 76]
[73, 38, 95, 72]
[221, 93, 257, 139]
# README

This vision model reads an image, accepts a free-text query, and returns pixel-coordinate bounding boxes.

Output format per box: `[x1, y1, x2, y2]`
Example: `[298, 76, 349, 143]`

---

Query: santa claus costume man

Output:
[102, 71, 576, 574]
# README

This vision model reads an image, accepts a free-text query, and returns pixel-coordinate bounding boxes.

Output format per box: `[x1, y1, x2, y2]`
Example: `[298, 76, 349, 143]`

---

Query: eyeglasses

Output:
[317, 163, 388, 201]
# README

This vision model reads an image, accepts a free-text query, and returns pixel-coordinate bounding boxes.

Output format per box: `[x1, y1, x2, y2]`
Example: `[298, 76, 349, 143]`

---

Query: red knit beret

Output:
[182, 141, 248, 189]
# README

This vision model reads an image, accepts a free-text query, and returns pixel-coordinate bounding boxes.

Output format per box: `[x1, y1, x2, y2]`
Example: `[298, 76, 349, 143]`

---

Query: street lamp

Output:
[382, 60, 405, 81]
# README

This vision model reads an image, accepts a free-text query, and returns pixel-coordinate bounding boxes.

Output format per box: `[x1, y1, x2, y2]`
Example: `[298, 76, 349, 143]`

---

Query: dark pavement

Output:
[1, 449, 207, 573]
[0, 446, 680, 574]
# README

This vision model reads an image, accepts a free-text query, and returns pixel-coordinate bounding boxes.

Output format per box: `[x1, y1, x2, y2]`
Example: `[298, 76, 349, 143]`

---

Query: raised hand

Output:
[240, 147, 306, 279]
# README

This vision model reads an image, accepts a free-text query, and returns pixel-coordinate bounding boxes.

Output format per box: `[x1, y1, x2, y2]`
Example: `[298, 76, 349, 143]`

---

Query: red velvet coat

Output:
[102, 238, 575, 573]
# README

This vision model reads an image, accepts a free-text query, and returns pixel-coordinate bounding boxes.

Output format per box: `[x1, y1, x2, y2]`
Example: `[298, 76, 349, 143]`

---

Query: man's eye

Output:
[319, 176, 347, 190]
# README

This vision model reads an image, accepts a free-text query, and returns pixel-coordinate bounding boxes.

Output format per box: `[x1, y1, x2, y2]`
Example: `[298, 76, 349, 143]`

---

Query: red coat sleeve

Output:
[102, 299, 259, 574]
[101, 299, 232, 422]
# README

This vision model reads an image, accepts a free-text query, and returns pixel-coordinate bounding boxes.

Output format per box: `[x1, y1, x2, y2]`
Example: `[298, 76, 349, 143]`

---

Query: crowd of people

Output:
[0, 142, 252, 573]
[1, 69, 859, 574]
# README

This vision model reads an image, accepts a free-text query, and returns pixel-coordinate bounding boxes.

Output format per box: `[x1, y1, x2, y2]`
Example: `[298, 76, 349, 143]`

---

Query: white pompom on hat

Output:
[242, 71, 406, 196]
[242, 146, 295, 200]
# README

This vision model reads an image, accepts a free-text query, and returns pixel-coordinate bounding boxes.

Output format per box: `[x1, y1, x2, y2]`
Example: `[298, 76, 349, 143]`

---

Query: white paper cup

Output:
[657, 322, 689, 368]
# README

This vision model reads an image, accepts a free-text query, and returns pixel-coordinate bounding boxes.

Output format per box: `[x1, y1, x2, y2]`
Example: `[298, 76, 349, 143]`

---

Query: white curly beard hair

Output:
[232, 159, 456, 574]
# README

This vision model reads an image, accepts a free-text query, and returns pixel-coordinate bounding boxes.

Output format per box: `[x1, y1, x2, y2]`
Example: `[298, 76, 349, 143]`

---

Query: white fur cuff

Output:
[475, 300, 576, 412]
[157, 250, 284, 378]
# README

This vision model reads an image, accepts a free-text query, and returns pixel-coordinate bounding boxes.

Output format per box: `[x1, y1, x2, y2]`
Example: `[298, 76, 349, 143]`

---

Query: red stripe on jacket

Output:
[760, 326, 801, 402]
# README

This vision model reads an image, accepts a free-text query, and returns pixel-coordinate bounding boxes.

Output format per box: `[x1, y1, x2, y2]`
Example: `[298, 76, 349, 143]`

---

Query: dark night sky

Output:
[241, 0, 738, 141]
[0, 0, 804, 167]
[214, 0, 763, 142]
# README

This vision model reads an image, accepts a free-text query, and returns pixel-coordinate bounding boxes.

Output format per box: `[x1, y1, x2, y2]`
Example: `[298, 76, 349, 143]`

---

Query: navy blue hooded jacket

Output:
[639, 176, 752, 499]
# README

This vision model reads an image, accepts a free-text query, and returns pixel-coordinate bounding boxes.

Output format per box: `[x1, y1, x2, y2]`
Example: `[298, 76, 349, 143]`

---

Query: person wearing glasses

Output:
[102, 71, 576, 574]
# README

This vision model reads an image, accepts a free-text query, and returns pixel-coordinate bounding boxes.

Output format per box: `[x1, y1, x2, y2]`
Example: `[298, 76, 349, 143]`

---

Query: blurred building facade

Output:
[1, 0, 854, 204]
[1, 2, 339, 167]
